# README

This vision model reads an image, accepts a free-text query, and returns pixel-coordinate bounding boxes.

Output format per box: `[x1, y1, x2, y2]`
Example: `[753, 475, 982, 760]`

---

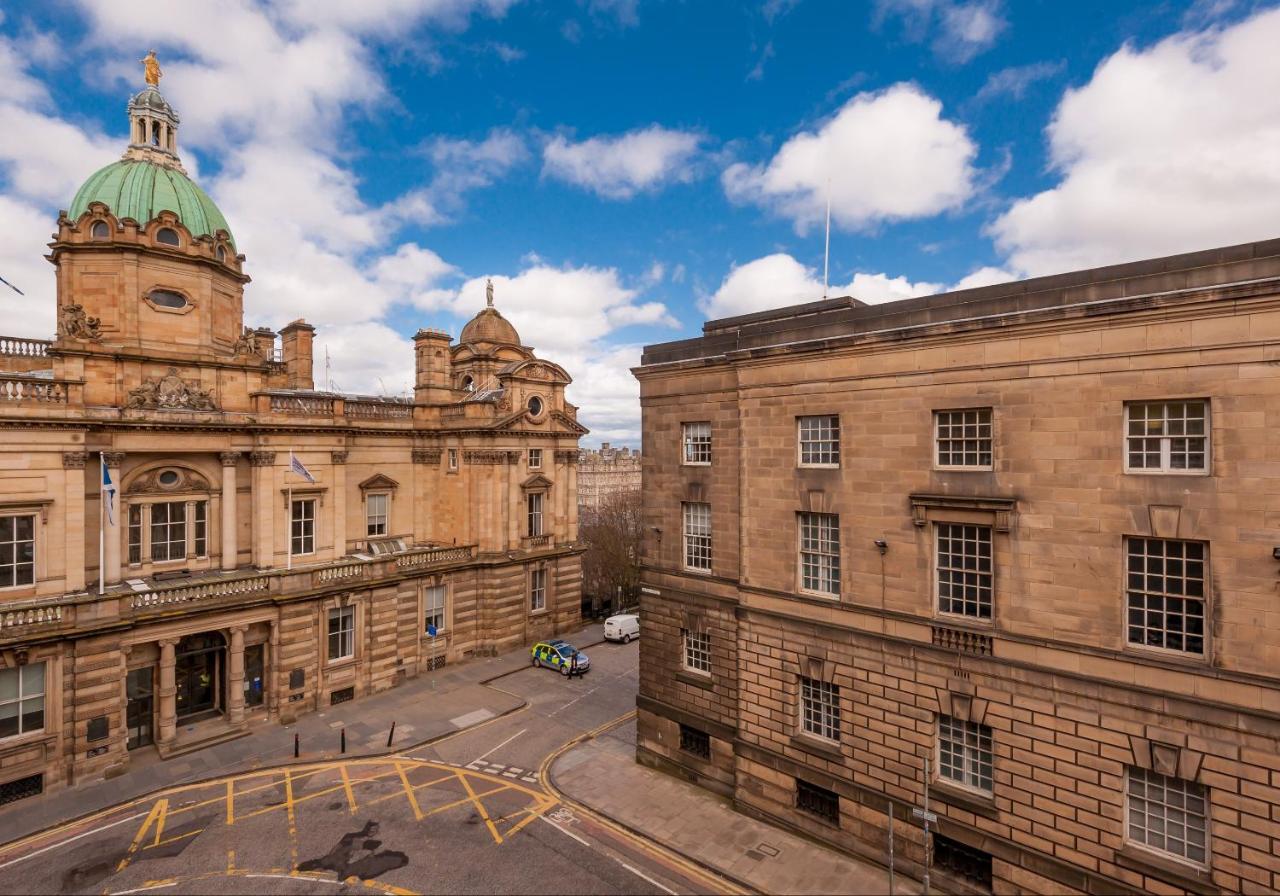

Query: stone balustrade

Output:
[130, 574, 272, 610]
[267, 393, 335, 415]
[396, 544, 476, 569]
[345, 399, 412, 420]
[0, 376, 70, 404]
[316, 562, 363, 583]
[0, 602, 67, 633]
[0, 336, 51, 357]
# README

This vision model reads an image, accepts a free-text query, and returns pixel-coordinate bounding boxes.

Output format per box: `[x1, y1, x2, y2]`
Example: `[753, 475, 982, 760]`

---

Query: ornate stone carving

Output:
[496, 394, 512, 412]
[62, 451, 88, 469]
[125, 367, 218, 411]
[525, 363, 552, 381]
[464, 450, 519, 465]
[126, 467, 211, 495]
[219, 451, 241, 467]
[59, 303, 103, 341]
[248, 450, 276, 467]
[331, 451, 348, 465]
[554, 450, 579, 465]
[412, 449, 442, 465]
[232, 327, 257, 357]
[102, 452, 126, 468]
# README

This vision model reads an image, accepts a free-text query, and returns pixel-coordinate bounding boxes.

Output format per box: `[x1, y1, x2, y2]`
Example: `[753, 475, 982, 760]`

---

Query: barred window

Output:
[799, 512, 840, 596]
[682, 502, 712, 571]
[1127, 767, 1208, 865]
[1126, 400, 1208, 473]
[1127, 538, 1206, 655]
[424, 584, 446, 633]
[0, 663, 45, 739]
[291, 499, 315, 556]
[530, 567, 547, 612]
[366, 493, 388, 537]
[682, 422, 711, 465]
[798, 416, 840, 466]
[936, 524, 993, 619]
[935, 408, 993, 469]
[682, 629, 711, 674]
[327, 605, 354, 661]
[796, 779, 839, 825]
[679, 723, 711, 760]
[150, 501, 187, 562]
[938, 715, 993, 793]
[0, 515, 35, 588]
[800, 677, 840, 742]
[527, 493, 544, 537]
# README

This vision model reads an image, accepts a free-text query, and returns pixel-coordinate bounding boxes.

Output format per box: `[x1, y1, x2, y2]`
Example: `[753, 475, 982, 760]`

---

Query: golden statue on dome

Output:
[141, 50, 162, 86]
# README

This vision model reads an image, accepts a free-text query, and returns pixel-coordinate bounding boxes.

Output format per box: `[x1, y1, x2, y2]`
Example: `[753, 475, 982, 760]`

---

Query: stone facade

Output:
[0, 80, 585, 800]
[577, 442, 641, 508]
[633, 239, 1280, 895]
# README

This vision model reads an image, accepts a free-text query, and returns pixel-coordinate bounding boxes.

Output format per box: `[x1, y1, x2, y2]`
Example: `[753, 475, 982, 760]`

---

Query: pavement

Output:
[551, 717, 914, 896]
[0, 622, 604, 849]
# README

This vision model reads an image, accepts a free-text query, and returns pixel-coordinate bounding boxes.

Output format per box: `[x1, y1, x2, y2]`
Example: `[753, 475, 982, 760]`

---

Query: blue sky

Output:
[2, 0, 1279, 444]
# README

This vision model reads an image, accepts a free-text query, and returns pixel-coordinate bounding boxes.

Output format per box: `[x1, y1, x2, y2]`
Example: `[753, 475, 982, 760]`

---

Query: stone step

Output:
[161, 723, 251, 759]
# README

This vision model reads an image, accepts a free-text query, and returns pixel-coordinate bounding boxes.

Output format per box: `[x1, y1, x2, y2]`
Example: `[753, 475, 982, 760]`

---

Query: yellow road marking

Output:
[116, 798, 168, 873]
[283, 770, 298, 871]
[502, 799, 555, 839]
[151, 827, 203, 848]
[341, 765, 357, 814]
[395, 762, 425, 821]
[456, 772, 503, 845]
[226, 780, 234, 826]
[227, 850, 235, 874]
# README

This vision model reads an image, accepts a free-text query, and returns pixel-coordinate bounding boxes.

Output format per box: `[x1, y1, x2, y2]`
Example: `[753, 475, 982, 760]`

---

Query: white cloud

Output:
[0, 195, 59, 339]
[401, 129, 528, 223]
[313, 321, 416, 397]
[972, 60, 1065, 104]
[875, 0, 1007, 63]
[992, 7, 1280, 276]
[542, 127, 703, 200]
[699, 252, 942, 319]
[583, 0, 640, 27]
[723, 84, 978, 233]
[952, 265, 1015, 290]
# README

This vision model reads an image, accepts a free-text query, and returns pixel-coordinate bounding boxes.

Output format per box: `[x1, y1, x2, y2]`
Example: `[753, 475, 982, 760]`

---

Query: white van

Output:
[603, 613, 640, 643]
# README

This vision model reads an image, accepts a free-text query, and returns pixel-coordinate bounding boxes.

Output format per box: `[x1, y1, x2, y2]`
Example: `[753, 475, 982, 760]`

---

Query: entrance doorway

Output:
[126, 667, 154, 750]
[176, 632, 226, 722]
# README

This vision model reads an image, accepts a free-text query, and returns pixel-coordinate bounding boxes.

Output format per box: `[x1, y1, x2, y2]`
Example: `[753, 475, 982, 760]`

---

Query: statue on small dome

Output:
[486, 277, 494, 308]
[141, 50, 162, 87]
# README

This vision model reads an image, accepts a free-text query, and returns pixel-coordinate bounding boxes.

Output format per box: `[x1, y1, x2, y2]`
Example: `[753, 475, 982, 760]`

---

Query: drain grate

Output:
[757, 843, 781, 857]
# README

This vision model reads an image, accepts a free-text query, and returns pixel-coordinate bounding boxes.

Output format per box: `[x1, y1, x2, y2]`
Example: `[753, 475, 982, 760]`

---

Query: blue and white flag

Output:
[101, 456, 117, 527]
[289, 451, 317, 484]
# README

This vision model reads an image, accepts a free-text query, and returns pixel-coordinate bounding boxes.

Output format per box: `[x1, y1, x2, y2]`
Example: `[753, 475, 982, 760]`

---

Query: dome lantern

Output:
[124, 51, 184, 173]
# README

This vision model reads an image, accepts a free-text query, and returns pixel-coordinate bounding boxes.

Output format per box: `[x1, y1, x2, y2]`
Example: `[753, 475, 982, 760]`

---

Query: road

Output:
[0, 639, 736, 895]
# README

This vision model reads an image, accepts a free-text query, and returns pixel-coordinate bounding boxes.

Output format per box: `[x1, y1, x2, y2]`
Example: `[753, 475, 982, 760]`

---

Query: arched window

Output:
[90, 221, 110, 240]
[150, 121, 160, 146]
[462, 375, 474, 392]
[215, 246, 226, 262]
[155, 228, 180, 247]
[527, 396, 544, 417]
[148, 289, 188, 310]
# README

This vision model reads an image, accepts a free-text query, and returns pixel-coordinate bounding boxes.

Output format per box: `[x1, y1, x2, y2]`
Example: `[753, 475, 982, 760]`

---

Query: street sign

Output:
[912, 808, 937, 824]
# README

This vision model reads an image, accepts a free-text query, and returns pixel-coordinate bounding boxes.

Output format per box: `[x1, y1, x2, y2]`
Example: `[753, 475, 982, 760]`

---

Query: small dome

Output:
[460, 307, 520, 346]
[69, 159, 234, 247]
[129, 86, 176, 118]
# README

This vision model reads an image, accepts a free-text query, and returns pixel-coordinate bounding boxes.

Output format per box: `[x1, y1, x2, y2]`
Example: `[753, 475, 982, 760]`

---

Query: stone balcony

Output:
[0, 543, 478, 646]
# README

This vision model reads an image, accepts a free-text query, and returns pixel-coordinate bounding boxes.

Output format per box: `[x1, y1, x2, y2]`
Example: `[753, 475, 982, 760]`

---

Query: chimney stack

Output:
[279, 320, 315, 391]
[413, 328, 454, 404]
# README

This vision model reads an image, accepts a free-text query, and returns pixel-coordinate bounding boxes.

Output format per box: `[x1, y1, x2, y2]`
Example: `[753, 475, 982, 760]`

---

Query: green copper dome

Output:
[69, 159, 234, 248]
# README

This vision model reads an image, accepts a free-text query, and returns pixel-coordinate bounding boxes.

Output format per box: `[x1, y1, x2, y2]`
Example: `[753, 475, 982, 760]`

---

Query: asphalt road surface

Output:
[0, 639, 733, 895]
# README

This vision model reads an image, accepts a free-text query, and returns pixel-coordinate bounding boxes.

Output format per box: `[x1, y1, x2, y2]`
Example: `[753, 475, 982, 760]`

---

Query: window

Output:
[800, 677, 840, 742]
[527, 493, 544, 537]
[147, 288, 188, 309]
[936, 524, 993, 620]
[530, 567, 547, 612]
[366, 493, 388, 537]
[216, 246, 226, 262]
[1126, 538, 1206, 655]
[155, 227, 180, 247]
[933, 835, 993, 891]
[682, 422, 711, 465]
[90, 220, 110, 240]
[938, 715, 994, 793]
[935, 408, 993, 469]
[128, 505, 142, 565]
[798, 415, 840, 467]
[0, 664, 45, 739]
[682, 502, 712, 572]
[679, 723, 711, 760]
[150, 501, 187, 562]
[327, 605, 355, 661]
[448, 448, 458, 471]
[796, 779, 839, 825]
[798, 512, 840, 596]
[0, 773, 43, 806]
[0, 515, 35, 588]
[193, 501, 207, 557]
[424, 585, 446, 633]
[528, 448, 542, 470]
[291, 499, 315, 556]
[528, 396, 544, 417]
[681, 629, 711, 674]
[1126, 400, 1208, 473]
[1127, 767, 1208, 865]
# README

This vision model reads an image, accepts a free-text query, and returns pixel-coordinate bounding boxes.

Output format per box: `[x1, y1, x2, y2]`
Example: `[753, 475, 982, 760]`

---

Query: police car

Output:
[531, 639, 590, 675]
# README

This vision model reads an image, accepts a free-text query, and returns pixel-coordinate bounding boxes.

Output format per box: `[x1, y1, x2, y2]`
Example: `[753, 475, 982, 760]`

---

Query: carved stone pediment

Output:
[126, 367, 218, 411]
[521, 473, 553, 491]
[358, 473, 400, 492]
[59, 303, 103, 341]
[126, 466, 212, 495]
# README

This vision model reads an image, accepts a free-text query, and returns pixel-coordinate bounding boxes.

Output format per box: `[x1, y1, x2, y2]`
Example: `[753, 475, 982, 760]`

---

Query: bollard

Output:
[294, 732, 299, 758]
[387, 721, 396, 748]
[341, 727, 346, 754]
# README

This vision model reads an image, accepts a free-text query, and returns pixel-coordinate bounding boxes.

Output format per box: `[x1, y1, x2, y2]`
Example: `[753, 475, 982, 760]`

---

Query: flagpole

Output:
[98, 452, 105, 595]
[286, 452, 293, 571]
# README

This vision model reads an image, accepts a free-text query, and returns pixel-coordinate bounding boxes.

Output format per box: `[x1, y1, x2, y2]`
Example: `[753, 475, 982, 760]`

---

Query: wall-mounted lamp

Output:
[874, 539, 888, 556]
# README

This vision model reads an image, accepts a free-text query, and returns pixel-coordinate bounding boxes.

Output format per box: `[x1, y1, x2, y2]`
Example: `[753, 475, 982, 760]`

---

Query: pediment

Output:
[358, 473, 400, 492]
[502, 359, 571, 385]
[552, 410, 589, 435]
[522, 473, 554, 490]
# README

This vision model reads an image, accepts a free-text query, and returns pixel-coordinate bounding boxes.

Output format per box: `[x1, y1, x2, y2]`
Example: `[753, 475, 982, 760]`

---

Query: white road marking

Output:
[541, 814, 677, 895]
[470, 728, 526, 765]
[243, 874, 346, 886]
[540, 815, 589, 846]
[620, 861, 678, 895]
[0, 810, 149, 870]
[110, 884, 179, 895]
[522, 776, 538, 783]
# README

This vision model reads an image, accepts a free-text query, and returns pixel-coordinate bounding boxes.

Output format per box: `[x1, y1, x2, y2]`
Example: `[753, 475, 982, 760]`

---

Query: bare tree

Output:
[578, 489, 641, 617]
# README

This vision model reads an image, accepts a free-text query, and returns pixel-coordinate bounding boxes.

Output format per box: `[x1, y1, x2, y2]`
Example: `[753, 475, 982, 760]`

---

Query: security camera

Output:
[874, 539, 888, 555]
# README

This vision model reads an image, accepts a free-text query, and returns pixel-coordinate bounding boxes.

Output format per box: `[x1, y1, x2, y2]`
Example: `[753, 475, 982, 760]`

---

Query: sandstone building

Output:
[0, 73, 584, 802]
[577, 442, 641, 509]
[634, 240, 1280, 895]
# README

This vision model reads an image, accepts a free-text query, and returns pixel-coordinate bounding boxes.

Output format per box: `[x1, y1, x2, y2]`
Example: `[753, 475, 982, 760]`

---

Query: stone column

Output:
[331, 451, 347, 557]
[411, 449, 437, 543]
[102, 452, 126, 585]
[220, 452, 239, 570]
[63, 451, 88, 592]
[267, 619, 280, 719]
[227, 626, 246, 726]
[157, 638, 178, 746]
[249, 451, 276, 569]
